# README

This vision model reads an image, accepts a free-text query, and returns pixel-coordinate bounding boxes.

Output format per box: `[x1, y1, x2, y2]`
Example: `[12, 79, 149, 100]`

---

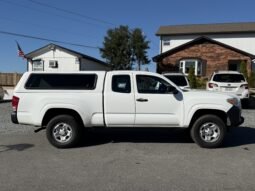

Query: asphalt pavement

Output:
[0, 102, 255, 191]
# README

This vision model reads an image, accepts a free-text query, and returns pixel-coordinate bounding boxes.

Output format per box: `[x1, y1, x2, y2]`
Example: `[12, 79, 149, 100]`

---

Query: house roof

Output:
[153, 36, 255, 62]
[25, 43, 108, 66]
[156, 22, 255, 36]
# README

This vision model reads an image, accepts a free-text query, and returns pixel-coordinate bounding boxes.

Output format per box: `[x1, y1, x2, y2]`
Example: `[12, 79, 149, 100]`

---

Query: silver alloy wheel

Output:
[52, 123, 72, 143]
[199, 122, 220, 143]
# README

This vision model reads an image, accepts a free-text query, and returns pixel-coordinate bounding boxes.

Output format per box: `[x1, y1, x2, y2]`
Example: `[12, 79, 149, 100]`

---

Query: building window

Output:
[228, 60, 247, 72]
[32, 60, 44, 71]
[163, 40, 170, 46]
[49, 60, 58, 68]
[179, 59, 202, 76]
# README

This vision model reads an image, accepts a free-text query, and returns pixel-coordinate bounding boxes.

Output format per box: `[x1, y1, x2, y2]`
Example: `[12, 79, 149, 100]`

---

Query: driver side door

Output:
[134, 74, 183, 127]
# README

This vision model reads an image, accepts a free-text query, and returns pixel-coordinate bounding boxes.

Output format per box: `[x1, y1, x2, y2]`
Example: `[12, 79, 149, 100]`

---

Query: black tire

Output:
[190, 115, 226, 148]
[46, 115, 82, 148]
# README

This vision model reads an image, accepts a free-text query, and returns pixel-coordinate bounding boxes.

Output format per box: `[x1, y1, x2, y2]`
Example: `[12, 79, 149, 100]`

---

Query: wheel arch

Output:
[42, 108, 84, 128]
[188, 109, 227, 129]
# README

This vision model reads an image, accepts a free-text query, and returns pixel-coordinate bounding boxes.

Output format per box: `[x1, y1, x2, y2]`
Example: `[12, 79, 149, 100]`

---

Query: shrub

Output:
[240, 61, 248, 80]
[248, 72, 255, 88]
[196, 77, 207, 89]
[188, 67, 197, 88]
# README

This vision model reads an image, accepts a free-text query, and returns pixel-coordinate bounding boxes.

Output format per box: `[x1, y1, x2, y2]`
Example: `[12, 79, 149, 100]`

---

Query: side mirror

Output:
[167, 86, 179, 95]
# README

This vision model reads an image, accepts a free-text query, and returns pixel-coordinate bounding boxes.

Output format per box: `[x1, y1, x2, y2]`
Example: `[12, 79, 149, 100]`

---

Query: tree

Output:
[100, 26, 132, 70]
[131, 28, 150, 70]
[100, 25, 150, 70]
[188, 67, 197, 88]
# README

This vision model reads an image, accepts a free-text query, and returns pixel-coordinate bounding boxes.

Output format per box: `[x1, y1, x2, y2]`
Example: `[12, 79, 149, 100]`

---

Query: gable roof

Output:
[156, 22, 255, 36]
[153, 36, 255, 62]
[25, 43, 108, 66]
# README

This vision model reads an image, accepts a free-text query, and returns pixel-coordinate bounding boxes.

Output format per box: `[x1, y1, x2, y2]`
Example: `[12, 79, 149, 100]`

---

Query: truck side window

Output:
[136, 75, 170, 94]
[112, 75, 131, 93]
[25, 74, 97, 90]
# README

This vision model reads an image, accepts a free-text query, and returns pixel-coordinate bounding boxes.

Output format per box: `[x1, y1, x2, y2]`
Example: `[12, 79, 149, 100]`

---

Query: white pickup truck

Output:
[11, 71, 244, 148]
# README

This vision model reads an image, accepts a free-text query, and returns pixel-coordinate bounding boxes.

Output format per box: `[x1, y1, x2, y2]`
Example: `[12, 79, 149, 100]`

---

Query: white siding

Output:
[28, 48, 79, 71]
[161, 33, 255, 55]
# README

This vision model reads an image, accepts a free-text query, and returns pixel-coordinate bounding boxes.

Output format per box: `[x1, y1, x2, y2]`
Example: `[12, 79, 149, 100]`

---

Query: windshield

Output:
[165, 75, 188, 86]
[213, 74, 245, 83]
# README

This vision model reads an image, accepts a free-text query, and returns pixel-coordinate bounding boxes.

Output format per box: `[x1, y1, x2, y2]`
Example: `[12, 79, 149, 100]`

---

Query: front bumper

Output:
[227, 106, 244, 127]
[11, 111, 19, 124]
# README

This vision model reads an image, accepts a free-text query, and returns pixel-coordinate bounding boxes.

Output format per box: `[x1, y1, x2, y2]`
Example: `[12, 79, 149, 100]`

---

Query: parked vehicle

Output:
[0, 86, 4, 100]
[207, 71, 249, 105]
[12, 71, 244, 148]
[163, 72, 190, 90]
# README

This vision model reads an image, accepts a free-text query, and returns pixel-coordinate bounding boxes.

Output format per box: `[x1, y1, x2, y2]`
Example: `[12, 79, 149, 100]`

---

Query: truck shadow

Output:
[224, 126, 255, 148]
[79, 127, 255, 148]
[80, 128, 193, 147]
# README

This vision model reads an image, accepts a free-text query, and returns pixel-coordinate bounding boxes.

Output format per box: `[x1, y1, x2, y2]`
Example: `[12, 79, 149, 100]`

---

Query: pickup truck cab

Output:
[12, 71, 244, 148]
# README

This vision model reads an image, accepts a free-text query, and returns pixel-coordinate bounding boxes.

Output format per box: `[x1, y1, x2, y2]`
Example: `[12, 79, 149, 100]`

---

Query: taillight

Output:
[240, 84, 249, 89]
[208, 83, 218, 88]
[12, 96, 19, 112]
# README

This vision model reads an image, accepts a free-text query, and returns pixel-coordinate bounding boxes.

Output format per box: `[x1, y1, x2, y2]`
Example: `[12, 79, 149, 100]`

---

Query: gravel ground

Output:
[0, 101, 254, 134]
[0, 102, 36, 134]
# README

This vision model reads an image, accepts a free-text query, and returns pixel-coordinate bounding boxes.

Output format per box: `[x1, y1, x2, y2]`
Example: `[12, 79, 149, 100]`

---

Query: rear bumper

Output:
[11, 111, 19, 124]
[227, 106, 244, 127]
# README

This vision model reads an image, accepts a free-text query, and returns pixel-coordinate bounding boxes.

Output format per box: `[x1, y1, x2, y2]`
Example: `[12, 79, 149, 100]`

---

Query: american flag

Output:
[16, 41, 25, 59]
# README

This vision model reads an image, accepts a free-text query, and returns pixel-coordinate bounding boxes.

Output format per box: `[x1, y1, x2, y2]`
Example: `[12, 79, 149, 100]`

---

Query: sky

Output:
[0, 0, 255, 73]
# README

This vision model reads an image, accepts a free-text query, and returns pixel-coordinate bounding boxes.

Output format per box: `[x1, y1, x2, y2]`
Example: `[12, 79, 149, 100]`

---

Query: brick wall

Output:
[157, 42, 252, 78]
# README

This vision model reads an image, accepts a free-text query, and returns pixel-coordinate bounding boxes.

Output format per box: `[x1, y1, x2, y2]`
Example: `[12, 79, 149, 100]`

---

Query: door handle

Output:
[136, 98, 148, 102]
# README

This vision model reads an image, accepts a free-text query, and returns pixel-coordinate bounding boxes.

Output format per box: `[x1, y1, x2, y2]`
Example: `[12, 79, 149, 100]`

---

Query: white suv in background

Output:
[163, 73, 190, 90]
[207, 71, 249, 102]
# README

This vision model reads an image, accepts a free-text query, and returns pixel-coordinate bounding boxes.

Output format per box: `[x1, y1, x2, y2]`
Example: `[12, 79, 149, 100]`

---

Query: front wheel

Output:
[46, 115, 82, 148]
[190, 115, 226, 148]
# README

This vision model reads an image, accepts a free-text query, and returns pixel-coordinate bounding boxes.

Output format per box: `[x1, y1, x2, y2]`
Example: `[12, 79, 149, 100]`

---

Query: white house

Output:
[25, 43, 110, 71]
[153, 22, 255, 77]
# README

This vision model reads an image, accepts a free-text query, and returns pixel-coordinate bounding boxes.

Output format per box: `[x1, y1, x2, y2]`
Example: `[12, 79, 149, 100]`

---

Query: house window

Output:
[32, 60, 44, 71]
[228, 60, 244, 72]
[49, 60, 58, 68]
[163, 40, 170, 46]
[179, 59, 202, 76]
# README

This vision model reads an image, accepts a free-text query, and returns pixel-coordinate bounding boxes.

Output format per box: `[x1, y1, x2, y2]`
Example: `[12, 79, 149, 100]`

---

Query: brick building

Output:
[153, 22, 255, 78]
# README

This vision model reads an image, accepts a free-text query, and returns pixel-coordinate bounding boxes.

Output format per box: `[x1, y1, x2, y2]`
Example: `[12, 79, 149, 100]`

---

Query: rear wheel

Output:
[190, 115, 226, 148]
[46, 115, 82, 148]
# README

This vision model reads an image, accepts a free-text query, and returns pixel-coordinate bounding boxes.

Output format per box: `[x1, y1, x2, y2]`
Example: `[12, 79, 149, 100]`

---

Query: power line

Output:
[27, 0, 116, 26]
[0, 0, 109, 29]
[0, 30, 100, 49]
[0, 16, 99, 39]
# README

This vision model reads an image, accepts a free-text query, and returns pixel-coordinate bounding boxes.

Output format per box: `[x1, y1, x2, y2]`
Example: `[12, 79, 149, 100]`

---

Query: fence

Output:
[0, 73, 23, 86]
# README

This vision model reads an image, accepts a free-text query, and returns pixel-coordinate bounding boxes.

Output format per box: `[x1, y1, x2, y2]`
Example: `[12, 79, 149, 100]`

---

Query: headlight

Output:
[227, 98, 239, 106]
